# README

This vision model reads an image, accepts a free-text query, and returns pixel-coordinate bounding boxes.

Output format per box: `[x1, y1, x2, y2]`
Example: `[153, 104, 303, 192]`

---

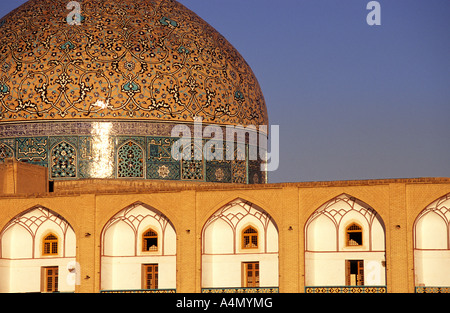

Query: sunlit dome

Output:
[0, 0, 267, 125]
[0, 0, 268, 184]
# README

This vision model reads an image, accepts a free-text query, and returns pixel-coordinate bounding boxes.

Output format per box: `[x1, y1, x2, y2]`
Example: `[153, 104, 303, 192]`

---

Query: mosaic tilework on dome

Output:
[0, 0, 267, 126]
[0, 121, 265, 184]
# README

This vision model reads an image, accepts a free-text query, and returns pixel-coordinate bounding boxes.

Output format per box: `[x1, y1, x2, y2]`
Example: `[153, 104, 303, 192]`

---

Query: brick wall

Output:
[0, 176, 449, 293]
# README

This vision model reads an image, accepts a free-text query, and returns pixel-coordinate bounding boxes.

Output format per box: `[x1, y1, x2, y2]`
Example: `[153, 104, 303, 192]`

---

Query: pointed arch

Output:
[42, 232, 59, 256]
[0, 205, 76, 259]
[142, 227, 158, 252]
[117, 140, 145, 178]
[305, 193, 385, 251]
[413, 192, 450, 288]
[304, 194, 386, 287]
[100, 201, 177, 291]
[101, 201, 176, 256]
[413, 192, 450, 250]
[201, 197, 278, 254]
[242, 225, 258, 249]
[0, 142, 14, 161]
[201, 197, 279, 289]
[346, 223, 363, 246]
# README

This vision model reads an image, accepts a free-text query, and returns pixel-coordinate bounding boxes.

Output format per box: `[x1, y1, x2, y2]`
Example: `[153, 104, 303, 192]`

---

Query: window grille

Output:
[242, 226, 258, 249]
[43, 233, 58, 255]
[142, 228, 158, 251]
[43, 266, 59, 292]
[142, 264, 158, 289]
[346, 223, 363, 246]
[346, 260, 364, 286]
[243, 262, 260, 288]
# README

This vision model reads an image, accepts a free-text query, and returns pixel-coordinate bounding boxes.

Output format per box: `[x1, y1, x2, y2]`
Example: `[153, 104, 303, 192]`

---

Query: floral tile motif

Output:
[0, 0, 267, 127]
[147, 161, 180, 181]
[231, 160, 247, 184]
[206, 161, 232, 183]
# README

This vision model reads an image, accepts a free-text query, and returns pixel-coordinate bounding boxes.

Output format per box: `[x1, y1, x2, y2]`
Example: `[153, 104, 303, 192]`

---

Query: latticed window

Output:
[142, 264, 158, 289]
[346, 223, 363, 246]
[142, 228, 158, 251]
[43, 233, 58, 255]
[242, 226, 258, 249]
[43, 266, 59, 292]
[243, 262, 259, 287]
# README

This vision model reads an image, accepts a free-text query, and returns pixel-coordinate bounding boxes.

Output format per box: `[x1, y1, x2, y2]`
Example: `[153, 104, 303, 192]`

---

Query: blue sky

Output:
[1, 0, 449, 183]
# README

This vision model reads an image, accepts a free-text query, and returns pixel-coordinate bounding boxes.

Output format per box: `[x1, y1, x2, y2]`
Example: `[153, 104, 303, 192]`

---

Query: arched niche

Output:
[305, 194, 385, 252]
[201, 198, 279, 289]
[0, 206, 76, 259]
[101, 202, 176, 257]
[202, 198, 278, 254]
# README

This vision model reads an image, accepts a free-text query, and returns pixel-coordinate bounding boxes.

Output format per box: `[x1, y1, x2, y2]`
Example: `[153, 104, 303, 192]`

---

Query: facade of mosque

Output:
[0, 0, 449, 294]
[1, 160, 449, 293]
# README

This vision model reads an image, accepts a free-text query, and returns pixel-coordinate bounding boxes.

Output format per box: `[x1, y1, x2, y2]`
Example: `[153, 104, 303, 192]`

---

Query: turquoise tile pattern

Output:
[0, 121, 266, 184]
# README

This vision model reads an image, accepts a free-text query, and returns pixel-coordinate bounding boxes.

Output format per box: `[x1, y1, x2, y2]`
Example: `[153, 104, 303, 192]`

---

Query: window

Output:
[346, 260, 364, 286]
[142, 228, 158, 251]
[42, 266, 59, 292]
[142, 264, 158, 289]
[243, 262, 259, 287]
[242, 226, 258, 249]
[42, 233, 58, 255]
[346, 223, 363, 246]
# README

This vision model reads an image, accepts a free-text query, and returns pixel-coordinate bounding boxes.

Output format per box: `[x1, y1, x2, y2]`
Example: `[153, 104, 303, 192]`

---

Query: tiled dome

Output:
[0, 0, 267, 184]
[0, 0, 267, 126]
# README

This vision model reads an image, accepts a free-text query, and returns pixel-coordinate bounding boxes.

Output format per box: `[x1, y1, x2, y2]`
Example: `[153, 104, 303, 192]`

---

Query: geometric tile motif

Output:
[182, 160, 204, 181]
[117, 136, 145, 150]
[204, 139, 226, 162]
[50, 141, 77, 178]
[0, 141, 14, 161]
[206, 161, 232, 183]
[0, 134, 265, 184]
[117, 140, 144, 178]
[231, 160, 247, 184]
[248, 160, 262, 184]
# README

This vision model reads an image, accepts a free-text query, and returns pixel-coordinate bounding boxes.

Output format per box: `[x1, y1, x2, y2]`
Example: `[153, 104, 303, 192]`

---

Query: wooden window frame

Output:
[142, 264, 158, 290]
[142, 228, 158, 252]
[242, 262, 260, 288]
[42, 233, 59, 256]
[41, 266, 59, 292]
[346, 223, 363, 246]
[345, 260, 364, 286]
[242, 226, 258, 249]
